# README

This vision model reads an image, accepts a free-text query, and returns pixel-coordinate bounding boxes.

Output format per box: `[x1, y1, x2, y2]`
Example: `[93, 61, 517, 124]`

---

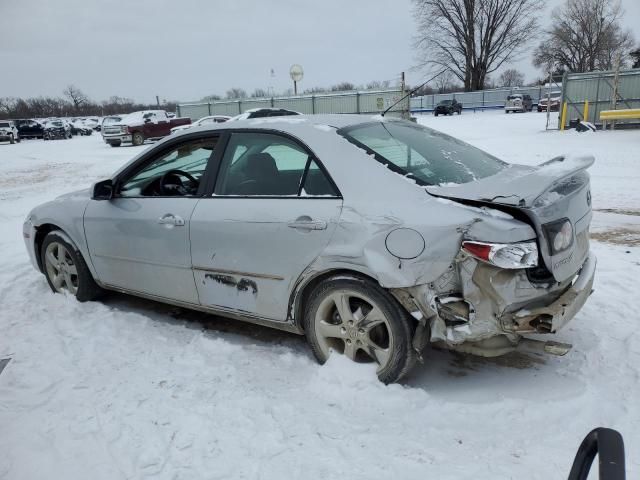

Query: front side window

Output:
[119, 137, 218, 197]
[215, 132, 337, 197]
[339, 121, 506, 186]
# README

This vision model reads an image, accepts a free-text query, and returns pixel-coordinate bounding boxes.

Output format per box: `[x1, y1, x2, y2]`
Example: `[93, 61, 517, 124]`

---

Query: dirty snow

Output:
[1, 114, 640, 479]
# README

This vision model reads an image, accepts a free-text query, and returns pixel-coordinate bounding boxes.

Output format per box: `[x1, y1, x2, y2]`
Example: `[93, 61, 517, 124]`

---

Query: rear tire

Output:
[132, 132, 144, 146]
[303, 276, 416, 384]
[41, 231, 103, 302]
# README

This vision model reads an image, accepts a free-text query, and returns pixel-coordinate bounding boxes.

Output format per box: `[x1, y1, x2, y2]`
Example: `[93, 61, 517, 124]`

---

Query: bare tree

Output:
[366, 80, 392, 90]
[433, 70, 455, 93]
[330, 82, 356, 92]
[303, 86, 328, 94]
[413, 0, 543, 91]
[225, 88, 247, 99]
[498, 68, 525, 87]
[533, 0, 634, 73]
[63, 85, 88, 110]
[250, 88, 269, 98]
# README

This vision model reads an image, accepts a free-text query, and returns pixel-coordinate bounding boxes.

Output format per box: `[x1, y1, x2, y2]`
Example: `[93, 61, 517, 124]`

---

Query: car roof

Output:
[182, 114, 395, 135]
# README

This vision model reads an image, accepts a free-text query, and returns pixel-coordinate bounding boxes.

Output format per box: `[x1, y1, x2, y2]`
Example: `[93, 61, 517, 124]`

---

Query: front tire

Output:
[41, 231, 103, 302]
[132, 132, 144, 146]
[303, 276, 416, 384]
[9, 134, 15, 144]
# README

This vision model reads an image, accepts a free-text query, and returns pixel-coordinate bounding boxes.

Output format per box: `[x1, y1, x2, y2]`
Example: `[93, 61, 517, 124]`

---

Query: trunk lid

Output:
[426, 155, 594, 282]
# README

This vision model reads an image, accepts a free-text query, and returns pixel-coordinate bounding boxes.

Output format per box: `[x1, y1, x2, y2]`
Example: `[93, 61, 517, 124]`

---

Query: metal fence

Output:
[409, 85, 558, 112]
[177, 89, 408, 120]
[561, 68, 640, 128]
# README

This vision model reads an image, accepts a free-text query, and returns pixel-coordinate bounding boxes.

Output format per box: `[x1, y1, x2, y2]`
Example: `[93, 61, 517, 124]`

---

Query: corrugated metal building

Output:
[177, 89, 408, 120]
[561, 68, 640, 128]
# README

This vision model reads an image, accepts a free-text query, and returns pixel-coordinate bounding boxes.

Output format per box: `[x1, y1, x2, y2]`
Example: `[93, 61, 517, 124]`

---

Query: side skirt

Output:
[99, 282, 304, 335]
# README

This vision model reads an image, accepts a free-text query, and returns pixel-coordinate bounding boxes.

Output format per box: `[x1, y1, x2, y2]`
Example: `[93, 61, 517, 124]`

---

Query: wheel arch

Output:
[34, 223, 62, 272]
[34, 224, 88, 276]
[289, 267, 386, 332]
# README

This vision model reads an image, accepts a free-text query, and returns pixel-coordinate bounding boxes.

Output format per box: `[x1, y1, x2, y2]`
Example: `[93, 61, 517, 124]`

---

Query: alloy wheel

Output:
[44, 242, 78, 295]
[313, 288, 393, 371]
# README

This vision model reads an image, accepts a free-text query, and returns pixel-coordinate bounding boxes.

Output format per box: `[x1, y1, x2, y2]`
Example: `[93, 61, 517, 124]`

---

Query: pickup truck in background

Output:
[102, 110, 191, 147]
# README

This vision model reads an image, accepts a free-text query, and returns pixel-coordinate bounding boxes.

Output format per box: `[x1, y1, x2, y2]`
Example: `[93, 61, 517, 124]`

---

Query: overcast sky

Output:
[1, 0, 638, 103]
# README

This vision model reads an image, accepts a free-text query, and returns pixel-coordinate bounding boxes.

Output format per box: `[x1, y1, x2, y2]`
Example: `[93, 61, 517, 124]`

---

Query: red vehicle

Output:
[102, 110, 191, 147]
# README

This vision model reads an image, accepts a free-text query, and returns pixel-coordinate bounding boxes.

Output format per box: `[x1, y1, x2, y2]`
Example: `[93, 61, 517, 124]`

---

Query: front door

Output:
[84, 135, 220, 304]
[190, 131, 343, 320]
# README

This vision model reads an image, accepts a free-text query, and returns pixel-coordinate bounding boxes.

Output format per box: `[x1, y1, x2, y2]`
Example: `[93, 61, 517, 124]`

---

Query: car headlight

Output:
[543, 218, 573, 255]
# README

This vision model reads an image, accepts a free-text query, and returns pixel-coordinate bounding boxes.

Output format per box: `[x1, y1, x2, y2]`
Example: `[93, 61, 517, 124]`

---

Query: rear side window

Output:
[215, 132, 338, 197]
[339, 122, 506, 186]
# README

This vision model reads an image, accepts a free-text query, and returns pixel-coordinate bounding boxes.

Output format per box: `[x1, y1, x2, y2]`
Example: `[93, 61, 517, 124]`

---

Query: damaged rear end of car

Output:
[421, 156, 596, 357]
[338, 120, 596, 360]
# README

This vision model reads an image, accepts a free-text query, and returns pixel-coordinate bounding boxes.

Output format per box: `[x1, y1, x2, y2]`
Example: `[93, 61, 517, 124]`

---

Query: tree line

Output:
[413, 0, 638, 92]
[201, 80, 396, 102]
[0, 85, 177, 120]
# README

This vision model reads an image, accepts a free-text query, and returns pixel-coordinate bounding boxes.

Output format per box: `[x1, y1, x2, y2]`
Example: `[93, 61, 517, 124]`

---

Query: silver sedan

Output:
[23, 115, 596, 383]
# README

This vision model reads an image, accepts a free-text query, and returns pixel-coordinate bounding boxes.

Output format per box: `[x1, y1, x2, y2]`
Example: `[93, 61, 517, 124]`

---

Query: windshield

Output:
[0, 122, 10, 128]
[339, 121, 506, 185]
[507, 95, 522, 100]
[50, 121, 63, 127]
[439, 100, 452, 105]
[103, 117, 121, 126]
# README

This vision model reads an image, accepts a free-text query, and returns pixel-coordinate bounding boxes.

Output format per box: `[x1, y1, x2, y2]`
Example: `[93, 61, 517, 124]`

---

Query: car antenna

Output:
[381, 68, 449, 117]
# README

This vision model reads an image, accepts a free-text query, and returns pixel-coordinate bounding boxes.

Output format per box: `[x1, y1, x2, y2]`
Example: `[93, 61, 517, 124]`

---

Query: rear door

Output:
[84, 134, 220, 303]
[190, 131, 343, 321]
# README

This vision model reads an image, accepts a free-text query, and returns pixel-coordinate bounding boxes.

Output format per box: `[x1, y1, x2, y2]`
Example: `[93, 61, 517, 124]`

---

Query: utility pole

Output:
[545, 69, 552, 131]
[400, 71, 409, 119]
[609, 54, 621, 131]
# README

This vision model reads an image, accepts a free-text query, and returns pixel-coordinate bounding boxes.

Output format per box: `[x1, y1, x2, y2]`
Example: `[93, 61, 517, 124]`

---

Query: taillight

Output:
[543, 218, 573, 255]
[462, 240, 538, 269]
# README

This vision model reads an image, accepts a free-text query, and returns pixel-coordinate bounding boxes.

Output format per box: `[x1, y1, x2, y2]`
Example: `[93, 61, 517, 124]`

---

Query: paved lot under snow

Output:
[0, 114, 639, 479]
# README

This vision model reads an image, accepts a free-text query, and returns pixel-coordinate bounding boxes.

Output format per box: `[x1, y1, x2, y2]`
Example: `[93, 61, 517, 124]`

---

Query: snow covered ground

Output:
[0, 115, 639, 479]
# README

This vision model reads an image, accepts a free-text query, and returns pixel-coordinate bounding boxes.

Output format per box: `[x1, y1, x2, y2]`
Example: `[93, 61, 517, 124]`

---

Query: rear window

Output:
[338, 121, 506, 186]
[0, 122, 10, 128]
[507, 95, 522, 100]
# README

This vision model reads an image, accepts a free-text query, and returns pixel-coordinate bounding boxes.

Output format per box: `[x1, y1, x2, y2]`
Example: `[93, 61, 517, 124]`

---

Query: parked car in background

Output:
[229, 108, 301, 121]
[43, 119, 72, 140]
[102, 110, 191, 147]
[434, 99, 462, 116]
[538, 92, 562, 112]
[170, 115, 231, 134]
[505, 94, 533, 113]
[15, 119, 45, 139]
[0, 120, 20, 144]
[101, 116, 122, 142]
[70, 120, 94, 136]
[23, 115, 595, 383]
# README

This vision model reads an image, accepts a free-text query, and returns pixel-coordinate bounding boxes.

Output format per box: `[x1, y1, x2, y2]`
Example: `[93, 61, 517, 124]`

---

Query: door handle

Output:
[158, 214, 185, 226]
[287, 217, 327, 231]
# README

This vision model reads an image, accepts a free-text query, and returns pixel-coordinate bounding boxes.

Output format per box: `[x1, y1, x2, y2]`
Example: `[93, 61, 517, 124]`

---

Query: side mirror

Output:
[92, 179, 114, 200]
[568, 428, 625, 480]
